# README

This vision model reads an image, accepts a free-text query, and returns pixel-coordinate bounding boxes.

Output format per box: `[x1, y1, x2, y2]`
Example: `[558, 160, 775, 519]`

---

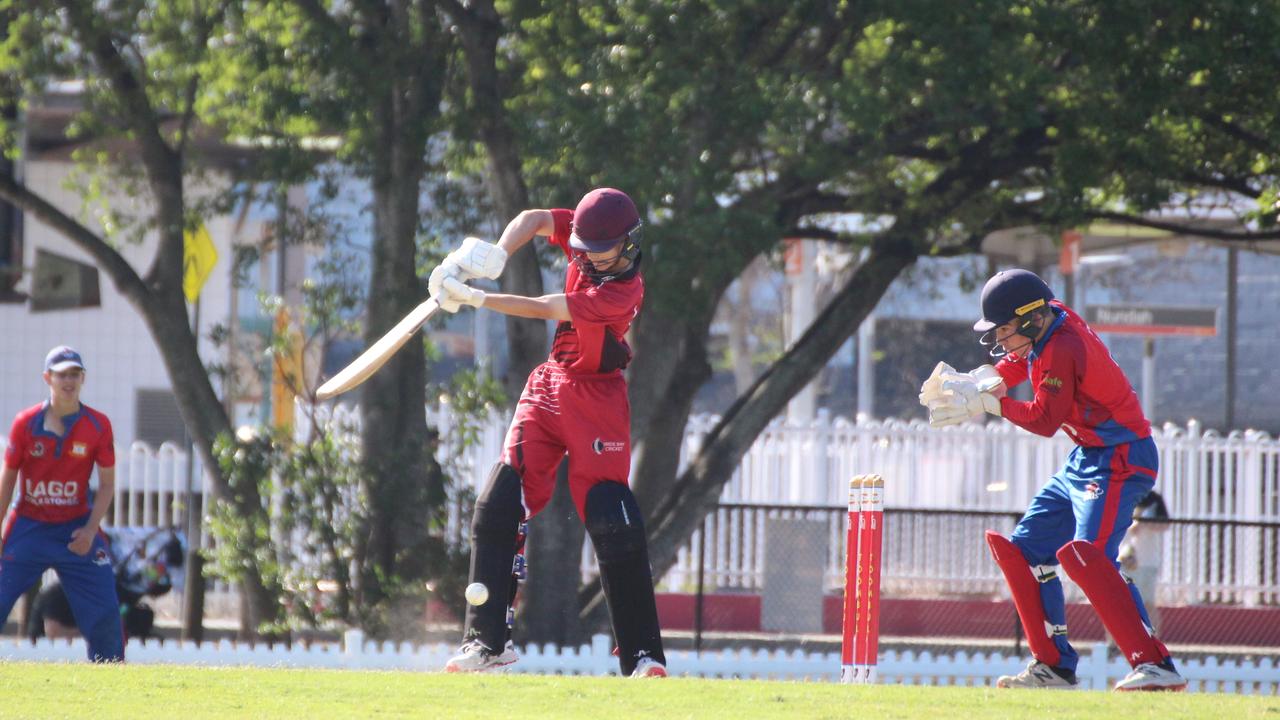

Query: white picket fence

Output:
[5, 410, 1278, 616]
[0, 634, 1274, 693]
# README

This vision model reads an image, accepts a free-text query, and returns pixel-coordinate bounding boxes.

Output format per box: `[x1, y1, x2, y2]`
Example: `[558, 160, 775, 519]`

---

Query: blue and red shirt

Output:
[995, 301, 1151, 447]
[546, 207, 644, 374]
[4, 402, 115, 523]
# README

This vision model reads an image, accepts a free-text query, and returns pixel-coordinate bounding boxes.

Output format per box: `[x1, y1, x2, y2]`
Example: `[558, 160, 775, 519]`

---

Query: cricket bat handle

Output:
[315, 297, 441, 401]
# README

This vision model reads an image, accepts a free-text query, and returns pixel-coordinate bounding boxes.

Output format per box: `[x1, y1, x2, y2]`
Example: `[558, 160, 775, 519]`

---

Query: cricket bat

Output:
[315, 297, 441, 401]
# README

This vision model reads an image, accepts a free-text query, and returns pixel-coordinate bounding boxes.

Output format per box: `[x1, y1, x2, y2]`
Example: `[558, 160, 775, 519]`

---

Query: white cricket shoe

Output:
[996, 660, 1079, 689]
[444, 639, 518, 673]
[1114, 663, 1187, 692]
[630, 657, 668, 678]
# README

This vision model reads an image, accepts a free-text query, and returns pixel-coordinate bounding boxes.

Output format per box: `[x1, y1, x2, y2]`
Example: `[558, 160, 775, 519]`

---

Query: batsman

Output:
[429, 188, 666, 677]
[920, 269, 1186, 691]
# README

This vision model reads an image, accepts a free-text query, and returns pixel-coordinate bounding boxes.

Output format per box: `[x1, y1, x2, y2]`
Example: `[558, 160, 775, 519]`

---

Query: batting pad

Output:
[986, 531, 1062, 667]
[1057, 540, 1171, 668]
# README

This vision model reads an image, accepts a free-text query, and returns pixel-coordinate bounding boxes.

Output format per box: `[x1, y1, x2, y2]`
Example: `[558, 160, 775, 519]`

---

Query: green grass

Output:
[0, 663, 1277, 720]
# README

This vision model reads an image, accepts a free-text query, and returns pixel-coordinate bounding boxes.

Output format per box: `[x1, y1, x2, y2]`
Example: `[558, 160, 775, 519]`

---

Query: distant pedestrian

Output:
[0, 346, 123, 661]
[1118, 491, 1171, 632]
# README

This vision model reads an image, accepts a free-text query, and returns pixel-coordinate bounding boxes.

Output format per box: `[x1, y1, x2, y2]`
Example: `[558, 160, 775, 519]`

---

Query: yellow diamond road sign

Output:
[183, 224, 218, 303]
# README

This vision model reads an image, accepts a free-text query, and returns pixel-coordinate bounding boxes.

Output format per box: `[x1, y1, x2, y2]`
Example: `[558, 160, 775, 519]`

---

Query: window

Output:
[30, 248, 101, 311]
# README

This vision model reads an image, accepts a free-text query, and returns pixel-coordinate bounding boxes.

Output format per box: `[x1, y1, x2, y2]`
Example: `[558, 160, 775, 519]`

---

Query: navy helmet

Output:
[973, 269, 1055, 333]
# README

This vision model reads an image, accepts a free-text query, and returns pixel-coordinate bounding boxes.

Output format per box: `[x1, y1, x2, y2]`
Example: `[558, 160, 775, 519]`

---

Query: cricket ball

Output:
[464, 582, 489, 606]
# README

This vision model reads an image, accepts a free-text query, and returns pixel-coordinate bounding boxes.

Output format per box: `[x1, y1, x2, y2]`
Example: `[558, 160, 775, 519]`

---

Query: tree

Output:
[0, 0, 287, 635]
[206, 0, 458, 616]
[440, 0, 1280, 633]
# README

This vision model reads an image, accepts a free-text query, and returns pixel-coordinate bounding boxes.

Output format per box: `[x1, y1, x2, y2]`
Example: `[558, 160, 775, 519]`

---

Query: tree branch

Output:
[1087, 211, 1280, 241]
[1197, 112, 1278, 157]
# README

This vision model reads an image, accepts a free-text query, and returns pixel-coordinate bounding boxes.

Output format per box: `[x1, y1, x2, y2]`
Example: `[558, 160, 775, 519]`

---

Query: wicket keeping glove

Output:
[942, 378, 1003, 419]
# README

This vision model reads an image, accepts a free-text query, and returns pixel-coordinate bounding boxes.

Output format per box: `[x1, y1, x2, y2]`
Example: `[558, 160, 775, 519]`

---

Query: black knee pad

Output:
[584, 482, 646, 562]
[473, 463, 524, 538]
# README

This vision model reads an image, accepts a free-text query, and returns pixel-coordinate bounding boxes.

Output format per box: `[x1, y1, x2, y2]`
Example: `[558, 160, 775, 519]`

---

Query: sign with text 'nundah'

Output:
[1084, 305, 1218, 337]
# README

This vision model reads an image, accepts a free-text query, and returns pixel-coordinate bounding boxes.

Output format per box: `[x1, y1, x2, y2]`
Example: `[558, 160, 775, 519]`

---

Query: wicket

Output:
[840, 473, 884, 684]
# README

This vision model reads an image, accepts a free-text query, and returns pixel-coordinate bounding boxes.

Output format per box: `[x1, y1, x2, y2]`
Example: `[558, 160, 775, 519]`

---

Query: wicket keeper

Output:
[0, 346, 123, 662]
[428, 188, 667, 677]
[921, 269, 1186, 691]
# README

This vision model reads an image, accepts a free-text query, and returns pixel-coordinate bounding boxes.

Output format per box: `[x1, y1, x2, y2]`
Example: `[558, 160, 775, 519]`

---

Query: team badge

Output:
[71, 442, 88, 457]
[1083, 482, 1104, 501]
[93, 549, 112, 566]
[30, 442, 45, 458]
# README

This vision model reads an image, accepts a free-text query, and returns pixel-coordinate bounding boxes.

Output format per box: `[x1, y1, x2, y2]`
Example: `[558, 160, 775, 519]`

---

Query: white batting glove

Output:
[441, 276, 486, 309]
[428, 263, 461, 302]
[446, 236, 507, 281]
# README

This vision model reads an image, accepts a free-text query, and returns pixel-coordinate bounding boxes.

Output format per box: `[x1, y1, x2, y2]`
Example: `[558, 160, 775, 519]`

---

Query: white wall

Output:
[0, 160, 236, 449]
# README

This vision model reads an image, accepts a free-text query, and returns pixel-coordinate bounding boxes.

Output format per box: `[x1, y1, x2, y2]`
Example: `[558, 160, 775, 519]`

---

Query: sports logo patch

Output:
[30, 442, 45, 458]
[71, 442, 88, 457]
[1083, 482, 1104, 501]
[591, 438, 626, 455]
[1041, 376, 1064, 393]
[93, 549, 111, 566]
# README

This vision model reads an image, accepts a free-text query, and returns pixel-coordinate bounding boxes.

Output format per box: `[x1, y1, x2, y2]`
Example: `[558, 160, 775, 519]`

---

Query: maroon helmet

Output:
[569, 188, 642, 253]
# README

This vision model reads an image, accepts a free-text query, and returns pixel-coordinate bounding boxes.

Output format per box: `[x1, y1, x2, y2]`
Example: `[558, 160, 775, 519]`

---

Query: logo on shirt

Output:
[30, 442, 46, 458]
[71, 442, 88, 457]
[24, 479, 81, 505]
[1083, 482, 1104, 501]
[93, 549, 111, 566]
[1041, 376, 1063, 394]
[591, 438, 627, 455]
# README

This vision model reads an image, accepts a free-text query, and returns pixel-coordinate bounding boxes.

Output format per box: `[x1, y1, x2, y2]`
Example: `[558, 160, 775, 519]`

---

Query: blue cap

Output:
[45, 345, 86, 373]
[973, 269, 1055, 332]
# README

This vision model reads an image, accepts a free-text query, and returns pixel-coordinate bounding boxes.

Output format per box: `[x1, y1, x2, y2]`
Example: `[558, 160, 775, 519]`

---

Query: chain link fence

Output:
[658, 503, 1280, 655]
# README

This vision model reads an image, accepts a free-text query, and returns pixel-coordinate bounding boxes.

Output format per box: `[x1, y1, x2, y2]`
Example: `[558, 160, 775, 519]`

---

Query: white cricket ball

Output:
[465, 582, 489, 606]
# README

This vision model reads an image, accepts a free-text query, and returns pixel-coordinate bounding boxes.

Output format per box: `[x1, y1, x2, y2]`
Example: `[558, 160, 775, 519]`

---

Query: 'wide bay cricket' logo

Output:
[591, 438, 627, 455]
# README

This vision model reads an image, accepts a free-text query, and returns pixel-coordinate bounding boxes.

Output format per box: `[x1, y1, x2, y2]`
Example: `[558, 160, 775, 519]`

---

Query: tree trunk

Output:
[645, 245, 916, 575]
[360, 122, 437, 611]
[516, 460, 587, 647]
[578, 243, 918, 624]
[454, 0, 580, 644]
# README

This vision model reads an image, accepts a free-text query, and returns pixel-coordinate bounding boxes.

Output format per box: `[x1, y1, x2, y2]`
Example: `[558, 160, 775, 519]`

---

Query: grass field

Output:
[1, 663, 1278, 719]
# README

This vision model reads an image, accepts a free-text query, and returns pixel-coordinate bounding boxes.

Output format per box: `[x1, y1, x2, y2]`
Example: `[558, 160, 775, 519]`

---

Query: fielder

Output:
[0, 346, 123, 662]
[429, 188, 666, 677]
[921, 269, 1185, 691]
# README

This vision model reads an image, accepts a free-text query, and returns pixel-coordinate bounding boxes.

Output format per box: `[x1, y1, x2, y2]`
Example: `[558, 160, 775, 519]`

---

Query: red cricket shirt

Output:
[995, 301, 1151, 447]
[4, 402, 115, 523]
[546, 207, 644, 374]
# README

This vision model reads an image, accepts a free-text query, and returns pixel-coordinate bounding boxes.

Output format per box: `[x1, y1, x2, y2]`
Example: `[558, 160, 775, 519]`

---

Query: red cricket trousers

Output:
[501, 363, 632, 519]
